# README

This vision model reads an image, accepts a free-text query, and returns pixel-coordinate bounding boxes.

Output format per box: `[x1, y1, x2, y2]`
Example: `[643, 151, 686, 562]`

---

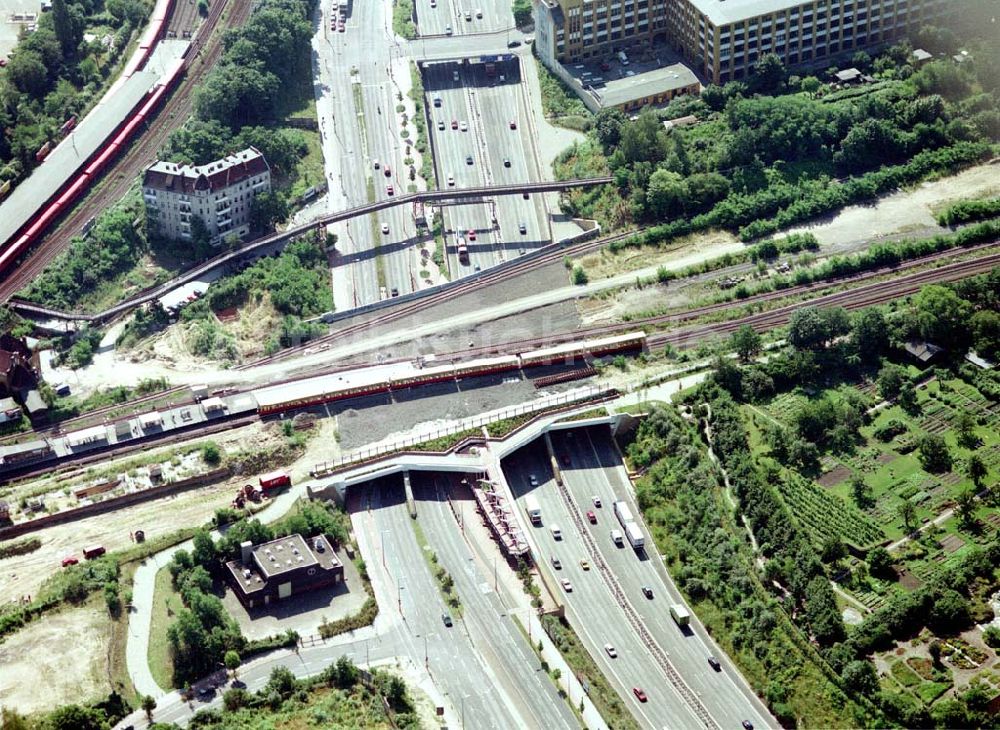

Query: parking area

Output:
[422, 57, 549, 278]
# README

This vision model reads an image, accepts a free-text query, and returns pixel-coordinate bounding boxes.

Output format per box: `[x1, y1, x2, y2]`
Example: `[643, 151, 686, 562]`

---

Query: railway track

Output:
[0, 0, 247, 301]
[239, 227, 638, 368]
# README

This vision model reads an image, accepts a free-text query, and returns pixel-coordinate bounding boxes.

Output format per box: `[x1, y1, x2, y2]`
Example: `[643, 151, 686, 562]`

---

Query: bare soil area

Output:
[575, 229, 742, 281]
[0, 599, 110, 713]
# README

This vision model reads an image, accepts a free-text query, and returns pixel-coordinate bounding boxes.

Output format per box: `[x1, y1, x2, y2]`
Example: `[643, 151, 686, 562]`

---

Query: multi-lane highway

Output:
[365, 477, 577, 728]
[414, 0, 514, 38]
[412, 473, 579, 729]
[424, 57, 549, 276]
[503, 432, 775, 730]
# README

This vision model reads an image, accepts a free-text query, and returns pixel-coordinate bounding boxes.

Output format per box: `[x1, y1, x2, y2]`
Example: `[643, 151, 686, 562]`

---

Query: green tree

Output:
[913, 284, 973, 350]
[571, 266, 588, 285]
[850, 475, 873, 508]
[191, 529, 217, 568]
[876, 363, 906, 400]
[594, 107, 626, 150]
[266, 666, 299, 698]
[787, 307, 851, 350]
[917, 433, 952, 473]
[51, 0, 83, 57]
[970, 309, 1000, 359]
[820, 536, 847, 566]
[800, 75, 822, 95]
[141, 694, 157, 723]
[898, 500, 917, 533]
[46, 704, 108, 730]
[929, 589, 971, 633]
[750, 52, 786, 93]
[250, 190, 289, 232]
[867, 546, 893, 576]
[224, 649, 241, 677]
[953, 410, 978, 449]
[841, 659, 878, 696]
[851, 308, 888, 363]
[512, 0, 532, 26]
[645, 168, 686, 218]
[202, 442, 222, 466]
[7, 50, 50, 98]
[966, 453, 987, 488]
[730, 324, 762, 363]
[955, 489, 978, 529]
[803, 575, 844, 644]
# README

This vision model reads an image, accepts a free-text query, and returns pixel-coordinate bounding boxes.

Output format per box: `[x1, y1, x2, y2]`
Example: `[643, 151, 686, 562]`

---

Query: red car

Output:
[61, 556, 79, 567]
[338, 22, 345, 32]
[633, 687, 648, 703]
[386, 185, 394, 196]
[467, 229, 477, 241]
[586, 510, 597, 524]
[509, 119, 517, 129]
[451, 119, 458, 129]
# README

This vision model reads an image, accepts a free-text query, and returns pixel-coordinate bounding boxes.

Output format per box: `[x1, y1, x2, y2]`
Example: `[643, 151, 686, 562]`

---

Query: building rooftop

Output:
[688, 0, 814, 27]
[226, 534, 342, 596]
[590, 63, 700, 109]
[144, 147, 269, 195]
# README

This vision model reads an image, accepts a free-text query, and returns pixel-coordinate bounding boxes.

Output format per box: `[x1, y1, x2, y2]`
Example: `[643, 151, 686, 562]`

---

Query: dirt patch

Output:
[940, 534, 966, 554]
[895, 566, 923, 591]
[907, 656, 937, 681]
[0, 600, 110, 713]
[818, 465, 853, 488]
[576, 229, 742, 281]
[877, 452, 899, 465]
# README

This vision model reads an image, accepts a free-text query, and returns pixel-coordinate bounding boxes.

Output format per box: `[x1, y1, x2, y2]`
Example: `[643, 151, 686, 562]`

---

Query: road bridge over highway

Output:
[7, 177, 612, 323]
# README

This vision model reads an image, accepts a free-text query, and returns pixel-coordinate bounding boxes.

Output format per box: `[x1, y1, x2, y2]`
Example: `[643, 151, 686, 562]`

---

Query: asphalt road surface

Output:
[412, 473, 579, 729]
[414, 0, 513, 38]
[502, 432, 775, 730]
[551, 427, 776, 730]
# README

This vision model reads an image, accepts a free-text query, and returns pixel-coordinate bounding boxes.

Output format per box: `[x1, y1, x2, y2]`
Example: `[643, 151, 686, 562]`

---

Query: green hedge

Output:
[937, 196, 1000, 226]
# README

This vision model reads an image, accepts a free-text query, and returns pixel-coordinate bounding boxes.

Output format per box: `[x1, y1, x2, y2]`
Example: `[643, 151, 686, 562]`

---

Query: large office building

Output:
[142, 147, 271, 245]
[536, 0, 950, 85]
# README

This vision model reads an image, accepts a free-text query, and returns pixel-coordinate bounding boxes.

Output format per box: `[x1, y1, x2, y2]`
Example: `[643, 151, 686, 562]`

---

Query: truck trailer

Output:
[670, 603, 691, 626]
[624, 521, 645, 549]
[613, 500, 634, 528]
[83, 545, 106, 560]
[259, 470, 291, 491]
[524, 494, 541, 525]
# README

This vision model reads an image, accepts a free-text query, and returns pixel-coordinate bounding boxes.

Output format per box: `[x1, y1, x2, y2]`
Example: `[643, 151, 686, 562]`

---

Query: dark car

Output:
[442, 613, 453, 627]
[632, 687, 648, 702]
[466, 155, 474, 165]
[518, 222, 527, 234]
[641, 585, 653, 599]
[742, 722, 754, 730]
[507, 39, 521, 48]
[503, 158, 511, 167]
[707, 655, 721, 671]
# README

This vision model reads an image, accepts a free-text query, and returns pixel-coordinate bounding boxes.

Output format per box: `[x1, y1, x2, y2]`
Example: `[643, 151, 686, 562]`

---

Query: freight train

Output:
[0, 0, 181, 276]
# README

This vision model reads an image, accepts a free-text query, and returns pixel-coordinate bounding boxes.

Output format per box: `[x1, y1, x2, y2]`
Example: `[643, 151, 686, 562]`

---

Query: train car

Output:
[584, 331, 646, 356]
[452, 354, 520, 379]
[54, 176, 88, 210]
[253, 367, 394, 416]
[519, 340, 591, 368]
[389, 362, 456, 389]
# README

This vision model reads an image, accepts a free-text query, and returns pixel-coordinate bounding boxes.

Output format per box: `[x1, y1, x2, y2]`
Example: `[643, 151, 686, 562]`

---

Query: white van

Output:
[618, 50, 629, 65]
[550, 524, 562, 540]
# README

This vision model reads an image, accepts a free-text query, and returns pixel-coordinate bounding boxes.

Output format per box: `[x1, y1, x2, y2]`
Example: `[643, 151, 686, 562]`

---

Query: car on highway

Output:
[503, 158, 511, 167]
[445, 24, 452, 34]
[391, 287, 399, 297]
[560, 578, 573, 592]
[550, 524, 562, 540]
[466, 154, 473, 165]
[579, 559, 590, 570]
[373, 159, 380, 169]
[451, 119, 458, 129]
[707, 655, 721, 671]
[447, 174, 455, 186]
[586, 510, 597, 524]
[741, 722, 754, 730]
[438, 120, 445, 130]
[433, 96, 442, 107]
[475, 8, 482, 17]
[453, 69, 460, 81]
[384, 166, 391, 177]
[518, 222, 527, 234]
[467, 229, 477, 241]
[508, 39, 521, 48]
[641, 585, 654, 599]
[338, 22, 345, 31]
[592, 495, 602, 507]
[611, 529, 624, 546]
[464, 9, 471, 20]
[381, 223, 390, 234]
[442, 613, 453, 627]
[551, 556, 562, 569]
[633, 687, 648, 702]
[430, 0, 436, 6]
[529, 474, 538, 486]
[522, 192, 529, 199]
[509, 119, 517, 129]
[604, 644, 617, 658]
[460, 121, 468, 131]
[386, 184, 394, 195]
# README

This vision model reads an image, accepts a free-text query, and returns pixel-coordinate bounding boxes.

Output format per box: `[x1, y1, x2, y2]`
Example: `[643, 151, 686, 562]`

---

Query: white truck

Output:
[670, 603, 691, 626]
[525, 494, 542, 525]
[624, 522, 645, 549]
[613, 500, 634, 528]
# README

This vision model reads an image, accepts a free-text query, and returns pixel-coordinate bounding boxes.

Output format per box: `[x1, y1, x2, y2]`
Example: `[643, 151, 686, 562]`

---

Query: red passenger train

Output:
[0, 0, 179, 277]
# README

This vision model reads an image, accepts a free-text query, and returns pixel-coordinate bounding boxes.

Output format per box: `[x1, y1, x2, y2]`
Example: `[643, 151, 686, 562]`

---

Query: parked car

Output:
[61, 556, 79, 567]
[507, 39, 521, 48]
